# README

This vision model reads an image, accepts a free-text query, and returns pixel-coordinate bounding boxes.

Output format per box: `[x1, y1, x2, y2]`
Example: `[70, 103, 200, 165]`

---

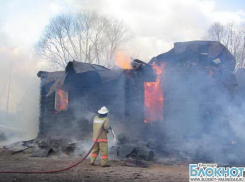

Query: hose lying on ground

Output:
[0, 128, 104, 174]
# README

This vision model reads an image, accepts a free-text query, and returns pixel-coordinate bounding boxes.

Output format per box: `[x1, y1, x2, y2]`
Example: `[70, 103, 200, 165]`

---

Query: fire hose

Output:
[0, 127, 105, 174]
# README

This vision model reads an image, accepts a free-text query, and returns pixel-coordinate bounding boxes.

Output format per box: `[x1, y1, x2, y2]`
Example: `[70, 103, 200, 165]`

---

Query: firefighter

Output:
[90, 106, 111, 167]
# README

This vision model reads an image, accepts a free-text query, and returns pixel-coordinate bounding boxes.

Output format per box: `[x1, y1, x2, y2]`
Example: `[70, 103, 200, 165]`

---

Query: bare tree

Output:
[206, 22, 245, 70]
[207, 22, 225, 42]
[36, 12, 134, 69]
[104, 19, 134, 67]
[237, 24, 245, 69]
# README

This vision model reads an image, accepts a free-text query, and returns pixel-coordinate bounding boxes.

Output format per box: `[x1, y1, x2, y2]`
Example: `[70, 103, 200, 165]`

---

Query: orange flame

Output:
[144, 62, 165, 123]
[115, 51, 132, 69]
[56, 88, 68, 111]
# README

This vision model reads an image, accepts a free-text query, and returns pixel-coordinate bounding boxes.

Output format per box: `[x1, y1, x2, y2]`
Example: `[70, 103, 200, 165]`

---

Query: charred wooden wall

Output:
[39, 80, 75, 139]
[38, 68, 146, 140]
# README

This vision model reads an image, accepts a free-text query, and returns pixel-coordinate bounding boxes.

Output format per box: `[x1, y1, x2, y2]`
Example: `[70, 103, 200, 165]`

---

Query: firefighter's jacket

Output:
[93, 116, 110, 142]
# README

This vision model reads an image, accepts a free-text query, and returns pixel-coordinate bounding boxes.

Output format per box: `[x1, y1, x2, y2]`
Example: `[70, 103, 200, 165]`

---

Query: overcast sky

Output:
[0, 0, 245, 57]
[0, 0, 245, 112]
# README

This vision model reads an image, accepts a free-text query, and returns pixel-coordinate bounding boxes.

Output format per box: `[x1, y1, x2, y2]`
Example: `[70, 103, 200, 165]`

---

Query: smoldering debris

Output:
[3, 140, 34, 154]
[119, 134, 154, 161]
[111, 131, 245, 166]
[2, 128, 245, 167]
[110, 133, 154, 168]
[2, 139, 82, 158]
[123, 159, 149, 168]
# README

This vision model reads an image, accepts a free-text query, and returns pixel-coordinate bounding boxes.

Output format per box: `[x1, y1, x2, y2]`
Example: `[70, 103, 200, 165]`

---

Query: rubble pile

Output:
[2, 130, 245, 167]
[2, 139, 77, 157]
[111, 134, 154, 161]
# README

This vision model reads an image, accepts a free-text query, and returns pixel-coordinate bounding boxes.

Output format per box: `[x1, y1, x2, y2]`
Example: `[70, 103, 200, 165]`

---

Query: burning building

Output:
[128, 41, 237, 143]
[144, 41, 241, 164]
[36, 41, 241, 163]
[37, 59, 155, 140]
[37, 41, 238, 139]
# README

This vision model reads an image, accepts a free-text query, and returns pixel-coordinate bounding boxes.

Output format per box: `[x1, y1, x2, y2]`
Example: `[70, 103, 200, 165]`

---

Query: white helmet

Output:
[98, 106, 109, 114]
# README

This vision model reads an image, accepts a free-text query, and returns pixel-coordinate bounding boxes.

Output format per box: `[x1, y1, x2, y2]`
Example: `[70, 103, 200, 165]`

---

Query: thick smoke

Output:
[0, 32, 41, 146]
[152, 63, 245, 165]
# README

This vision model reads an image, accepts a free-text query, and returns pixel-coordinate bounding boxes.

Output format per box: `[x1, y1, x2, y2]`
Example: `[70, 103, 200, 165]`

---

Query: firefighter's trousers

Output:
[91, 142, 108, 166]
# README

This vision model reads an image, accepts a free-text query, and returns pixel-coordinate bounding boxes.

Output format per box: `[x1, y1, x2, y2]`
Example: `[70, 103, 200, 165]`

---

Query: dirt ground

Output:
[0, 149, 189, 182]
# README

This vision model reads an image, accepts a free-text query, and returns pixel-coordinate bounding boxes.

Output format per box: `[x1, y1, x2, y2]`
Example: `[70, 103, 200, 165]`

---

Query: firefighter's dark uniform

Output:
[90, 116, 110, 166]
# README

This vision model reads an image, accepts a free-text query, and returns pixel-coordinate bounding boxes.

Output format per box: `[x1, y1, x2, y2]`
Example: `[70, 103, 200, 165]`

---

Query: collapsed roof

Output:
[37, 60, 155, 96]
[151, 41, 236, 71]
[65, 61, 124, 83]
[150, 41, 237, 87]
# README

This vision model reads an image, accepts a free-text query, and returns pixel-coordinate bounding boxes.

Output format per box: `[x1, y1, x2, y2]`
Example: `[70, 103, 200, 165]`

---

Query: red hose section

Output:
[0, 128, 104, 174]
